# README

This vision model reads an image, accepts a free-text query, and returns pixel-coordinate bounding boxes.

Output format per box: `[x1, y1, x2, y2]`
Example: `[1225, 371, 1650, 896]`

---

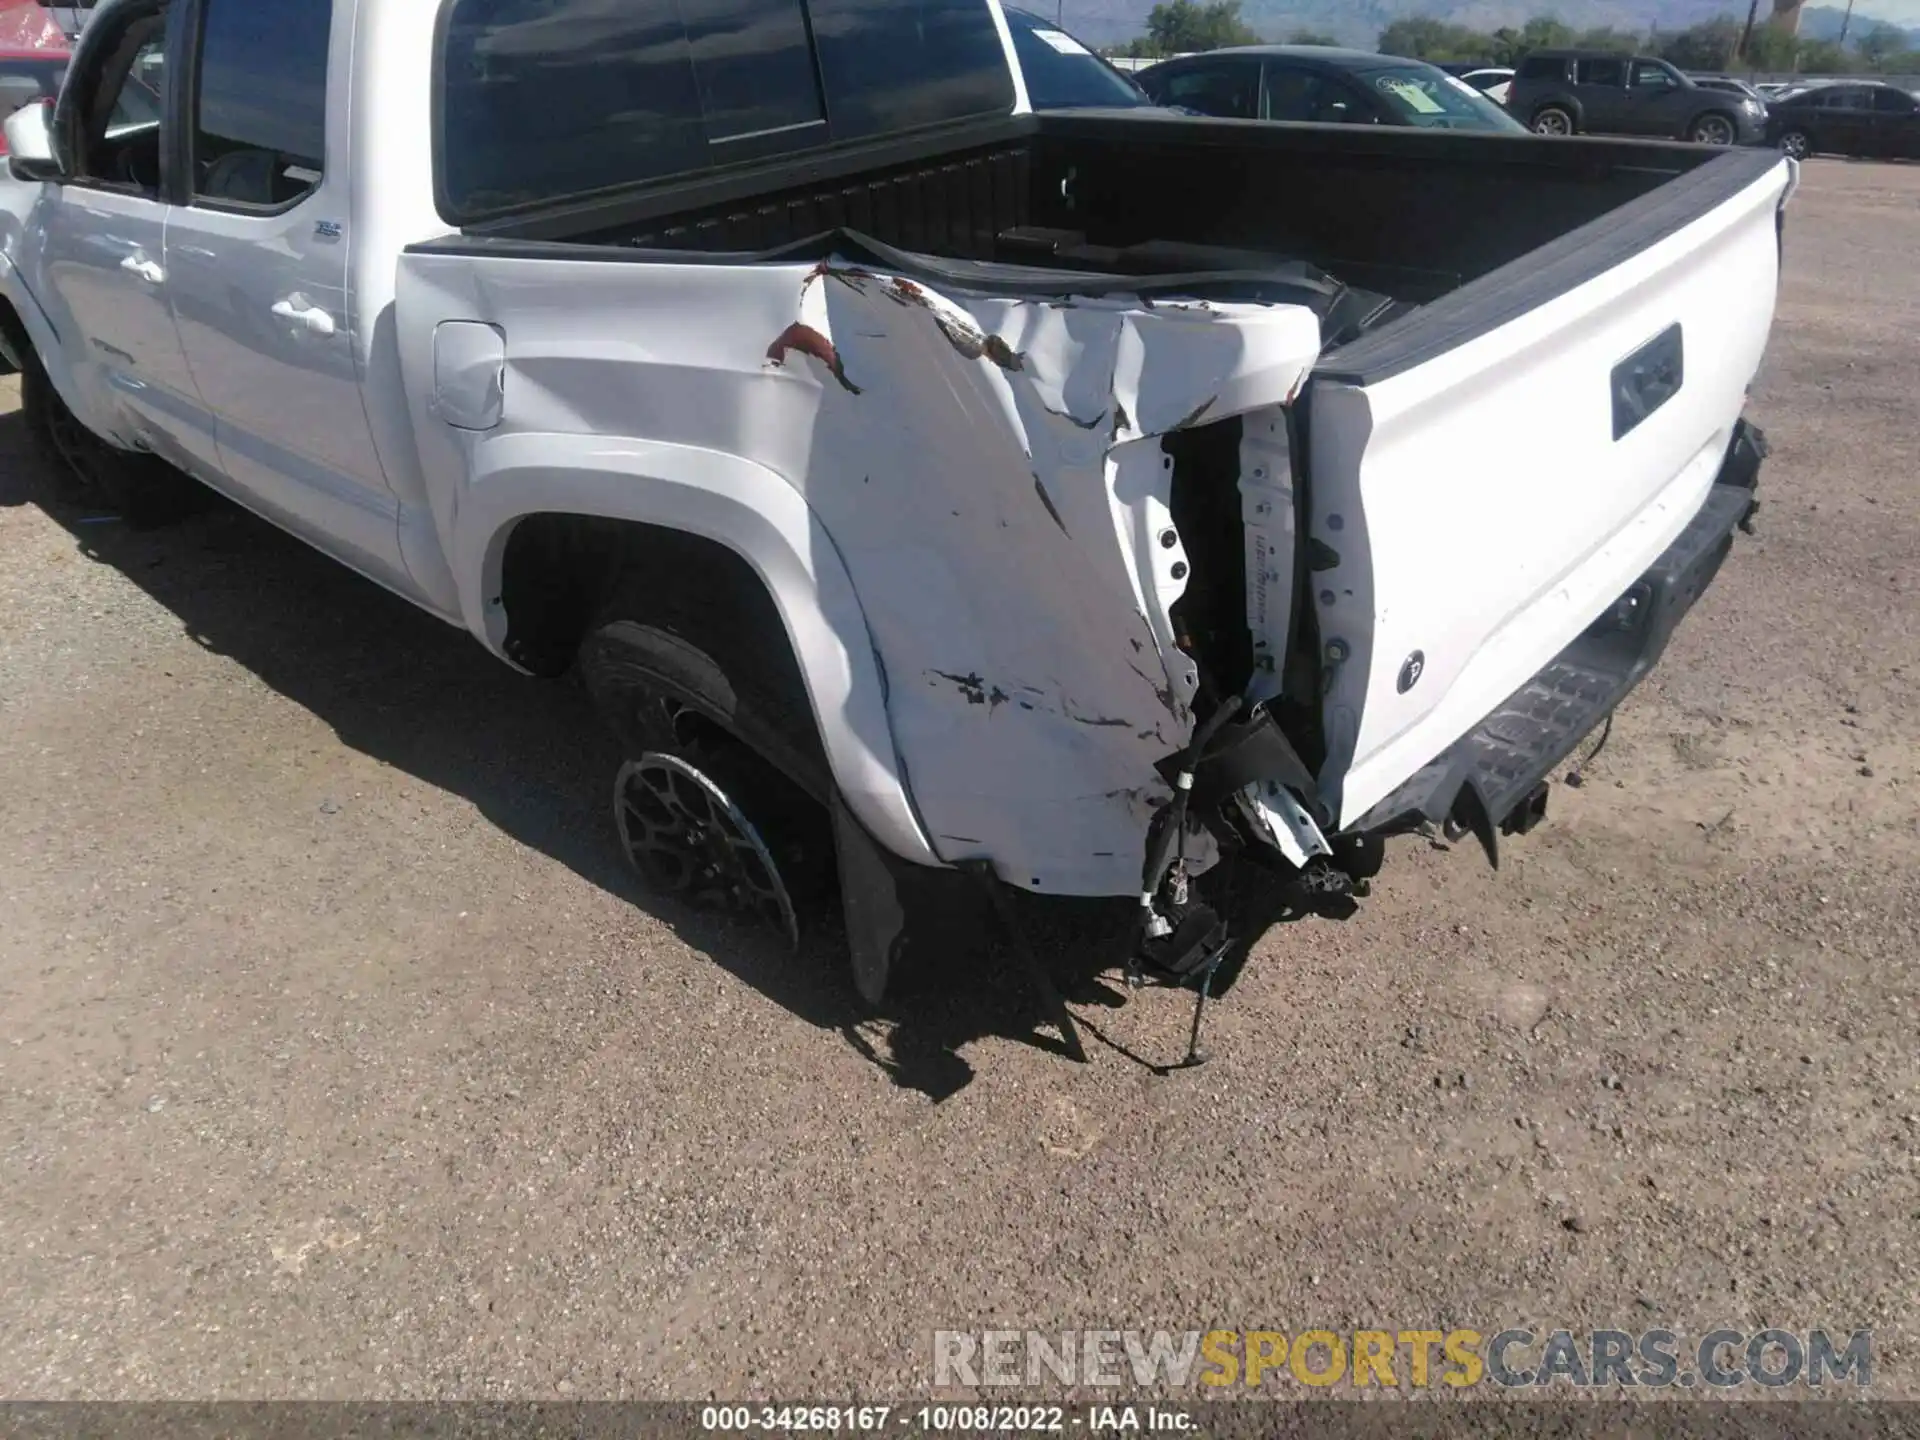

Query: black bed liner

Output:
[424, 110, 1782, 382]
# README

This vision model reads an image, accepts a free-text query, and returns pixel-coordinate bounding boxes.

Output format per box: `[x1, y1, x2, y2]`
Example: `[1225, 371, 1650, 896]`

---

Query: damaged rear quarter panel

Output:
[787, 264, 1322, 893]
[410, 252, 1322, 896]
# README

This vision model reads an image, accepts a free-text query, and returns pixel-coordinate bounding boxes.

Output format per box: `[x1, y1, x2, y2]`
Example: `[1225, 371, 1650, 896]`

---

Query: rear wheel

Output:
[1689, 111, 1736, 146]
[1531, 105, 1575, 136]
[578, 609, 834, 946]
[614, 748, 808, 948]
[1778, 129, 1811, 159]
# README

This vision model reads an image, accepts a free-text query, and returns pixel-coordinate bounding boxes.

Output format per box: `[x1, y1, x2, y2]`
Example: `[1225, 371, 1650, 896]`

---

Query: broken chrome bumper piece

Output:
[1347, 420, 1767, 859]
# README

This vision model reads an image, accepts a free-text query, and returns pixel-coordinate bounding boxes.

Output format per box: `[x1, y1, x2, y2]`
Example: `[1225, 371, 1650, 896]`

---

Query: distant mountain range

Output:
[1801, 3, 1920, 43]
[1052, 0, 1920, 49]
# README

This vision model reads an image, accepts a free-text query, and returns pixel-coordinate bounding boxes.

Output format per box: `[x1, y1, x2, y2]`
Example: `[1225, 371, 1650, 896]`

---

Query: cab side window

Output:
[192, 0, 330, 209]
[1576, 57, 1625, 87]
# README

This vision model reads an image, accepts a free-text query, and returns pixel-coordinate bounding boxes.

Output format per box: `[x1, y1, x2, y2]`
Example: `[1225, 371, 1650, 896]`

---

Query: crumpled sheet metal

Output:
[772, 260, 1323, 895]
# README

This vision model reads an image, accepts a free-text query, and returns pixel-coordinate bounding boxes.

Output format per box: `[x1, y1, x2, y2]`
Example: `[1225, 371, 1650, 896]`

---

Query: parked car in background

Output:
[0, 40, 154, 153]
[21, 2, 91, 39]
[0, 2, 62, 48]
[1466, 69, 1514, 104]
[0, 47, 64, 147]
[1765, 80, 1920, 159]
[1693, 75, 1768, 107]
[1136, 46, 1526, 131]
[1508, 50, 1765, 144]
[1001, 6, 1150, 110]
[1442, 64, 1514, 105]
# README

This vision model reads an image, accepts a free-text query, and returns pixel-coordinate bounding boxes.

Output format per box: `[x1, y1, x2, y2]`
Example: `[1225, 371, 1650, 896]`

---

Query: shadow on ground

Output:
[0, 409, 1327, 1099]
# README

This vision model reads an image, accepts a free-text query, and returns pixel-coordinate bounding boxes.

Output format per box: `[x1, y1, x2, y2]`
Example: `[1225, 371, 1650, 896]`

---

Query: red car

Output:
[0, 0, 79, 150]
[0, 48, 63, 154]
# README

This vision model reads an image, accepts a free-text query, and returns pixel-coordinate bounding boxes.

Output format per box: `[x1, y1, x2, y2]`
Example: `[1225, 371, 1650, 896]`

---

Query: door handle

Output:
[270, 295, 337, 337]
[119, 254, 165, 284]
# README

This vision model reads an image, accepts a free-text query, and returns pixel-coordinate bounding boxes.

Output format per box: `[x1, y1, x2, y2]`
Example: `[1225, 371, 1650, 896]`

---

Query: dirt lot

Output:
[1, 159, 1917, 1402]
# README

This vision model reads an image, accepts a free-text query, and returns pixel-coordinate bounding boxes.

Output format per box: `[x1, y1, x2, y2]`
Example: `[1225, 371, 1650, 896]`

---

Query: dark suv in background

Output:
[1507, 50, 1766, 145]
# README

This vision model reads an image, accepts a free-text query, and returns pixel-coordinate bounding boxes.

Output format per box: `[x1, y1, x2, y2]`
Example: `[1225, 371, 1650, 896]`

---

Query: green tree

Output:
[1377, 17, 1493, 61]
[1285, 29, 1339, 46]
[1572, 26, 1642, 53]
[1488, 26, 1526, 64]
[1796, 37, 1852, 73]
[1856, 23, 1910, 68]
[1515, 16, 1577, 54]
[1741, 24, 1798, 70]
[1377, 17, 1447, 57]
[1144, 0, 1258, 54]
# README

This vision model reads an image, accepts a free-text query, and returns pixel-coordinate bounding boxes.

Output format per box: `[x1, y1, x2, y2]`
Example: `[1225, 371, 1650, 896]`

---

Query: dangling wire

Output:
[1566, 712, 1614, 788]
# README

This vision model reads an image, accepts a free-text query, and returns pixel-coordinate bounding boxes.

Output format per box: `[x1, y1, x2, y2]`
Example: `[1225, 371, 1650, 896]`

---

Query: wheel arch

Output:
[458, 432, 940, 869]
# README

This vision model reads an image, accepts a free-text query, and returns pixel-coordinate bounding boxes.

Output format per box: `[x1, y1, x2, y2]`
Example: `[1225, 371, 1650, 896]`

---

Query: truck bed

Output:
[400, 109, 1790, 890]
[460, 111, 1758, 310]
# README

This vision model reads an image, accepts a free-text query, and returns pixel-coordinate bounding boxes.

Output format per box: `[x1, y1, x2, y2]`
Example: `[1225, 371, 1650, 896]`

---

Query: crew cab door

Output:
[159, 0, 414, 594]
[15, 1, 204, 462]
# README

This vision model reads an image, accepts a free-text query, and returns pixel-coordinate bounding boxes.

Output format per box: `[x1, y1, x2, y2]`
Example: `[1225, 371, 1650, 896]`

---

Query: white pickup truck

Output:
[0, 0, 1790, 1028]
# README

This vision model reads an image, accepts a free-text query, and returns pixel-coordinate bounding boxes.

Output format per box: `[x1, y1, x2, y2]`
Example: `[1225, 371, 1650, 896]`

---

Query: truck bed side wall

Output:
[1024, 118, 1720, 299]
[533, 115, 1720, 309]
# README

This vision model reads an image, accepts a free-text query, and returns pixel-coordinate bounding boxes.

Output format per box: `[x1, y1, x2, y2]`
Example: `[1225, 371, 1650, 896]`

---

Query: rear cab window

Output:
[437, 0, 1015, 224]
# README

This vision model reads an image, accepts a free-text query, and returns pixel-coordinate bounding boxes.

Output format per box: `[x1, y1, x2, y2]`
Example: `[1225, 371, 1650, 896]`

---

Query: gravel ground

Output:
[1, 159, 1917, 1403]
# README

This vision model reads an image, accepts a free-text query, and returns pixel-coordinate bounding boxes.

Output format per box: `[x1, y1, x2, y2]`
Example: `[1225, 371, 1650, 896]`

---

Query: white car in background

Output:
[1456, 66, 1513, 106]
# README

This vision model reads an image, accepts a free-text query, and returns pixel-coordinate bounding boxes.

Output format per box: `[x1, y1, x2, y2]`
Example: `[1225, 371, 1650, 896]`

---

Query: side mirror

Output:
[6, 100, 66, 182]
